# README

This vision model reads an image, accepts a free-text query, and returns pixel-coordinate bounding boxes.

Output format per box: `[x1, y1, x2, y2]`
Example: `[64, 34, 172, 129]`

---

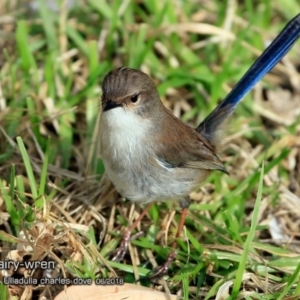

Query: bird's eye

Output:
[130, 94, 139, 103]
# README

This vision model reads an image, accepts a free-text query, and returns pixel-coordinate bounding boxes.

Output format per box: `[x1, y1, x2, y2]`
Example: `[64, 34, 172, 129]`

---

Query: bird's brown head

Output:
[101, 67, 161, 117]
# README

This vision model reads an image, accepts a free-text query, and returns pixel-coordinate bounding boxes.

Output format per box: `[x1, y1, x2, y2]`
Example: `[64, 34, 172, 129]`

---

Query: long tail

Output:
[197, 13, 300, 143]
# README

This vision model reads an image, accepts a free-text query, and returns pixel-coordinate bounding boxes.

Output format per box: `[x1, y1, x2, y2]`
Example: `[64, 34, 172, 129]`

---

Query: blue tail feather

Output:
[197, 13, 300, 142]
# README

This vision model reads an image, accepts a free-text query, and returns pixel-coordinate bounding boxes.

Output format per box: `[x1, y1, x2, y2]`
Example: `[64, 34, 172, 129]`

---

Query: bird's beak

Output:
[103, 100, 122, 112]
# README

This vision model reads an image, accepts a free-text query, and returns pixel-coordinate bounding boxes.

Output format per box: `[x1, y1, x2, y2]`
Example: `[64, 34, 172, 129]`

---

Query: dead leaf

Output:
[54, 282, 179, 300]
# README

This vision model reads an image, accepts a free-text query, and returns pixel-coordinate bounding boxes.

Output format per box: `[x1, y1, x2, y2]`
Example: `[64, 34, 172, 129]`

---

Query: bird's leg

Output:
[112, 202, 154, 261]
[148, 197, 191, 279]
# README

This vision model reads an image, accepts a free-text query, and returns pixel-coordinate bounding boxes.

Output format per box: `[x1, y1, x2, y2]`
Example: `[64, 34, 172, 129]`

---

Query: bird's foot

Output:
[111, 230, 144, 262]
[147, 249, 177, 279]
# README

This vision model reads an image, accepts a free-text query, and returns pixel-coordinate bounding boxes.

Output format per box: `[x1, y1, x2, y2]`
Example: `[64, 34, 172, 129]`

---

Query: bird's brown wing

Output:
[152, 108, 227, 173]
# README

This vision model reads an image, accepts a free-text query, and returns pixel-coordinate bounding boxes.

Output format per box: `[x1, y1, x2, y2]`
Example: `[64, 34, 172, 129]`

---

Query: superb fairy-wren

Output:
[99, 13, 300, 277]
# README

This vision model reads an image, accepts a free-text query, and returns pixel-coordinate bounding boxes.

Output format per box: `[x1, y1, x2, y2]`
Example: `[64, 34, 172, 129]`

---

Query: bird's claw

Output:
[111, 230, 144, 262]
[147, 250, 177, 280]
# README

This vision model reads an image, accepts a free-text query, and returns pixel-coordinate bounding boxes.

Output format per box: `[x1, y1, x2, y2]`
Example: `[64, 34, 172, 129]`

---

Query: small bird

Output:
[99, 14, 300, 277]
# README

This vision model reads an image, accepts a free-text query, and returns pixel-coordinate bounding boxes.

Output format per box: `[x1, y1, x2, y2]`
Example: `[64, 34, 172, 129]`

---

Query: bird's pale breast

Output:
[99, 108, 208, 203]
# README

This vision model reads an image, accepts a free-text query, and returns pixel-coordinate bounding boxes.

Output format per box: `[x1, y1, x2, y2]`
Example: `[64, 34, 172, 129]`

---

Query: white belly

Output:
[99, 108, 204, 203]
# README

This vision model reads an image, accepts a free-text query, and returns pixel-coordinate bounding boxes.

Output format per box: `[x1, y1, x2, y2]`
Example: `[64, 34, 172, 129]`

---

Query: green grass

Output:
[0, 0, 300, 299]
